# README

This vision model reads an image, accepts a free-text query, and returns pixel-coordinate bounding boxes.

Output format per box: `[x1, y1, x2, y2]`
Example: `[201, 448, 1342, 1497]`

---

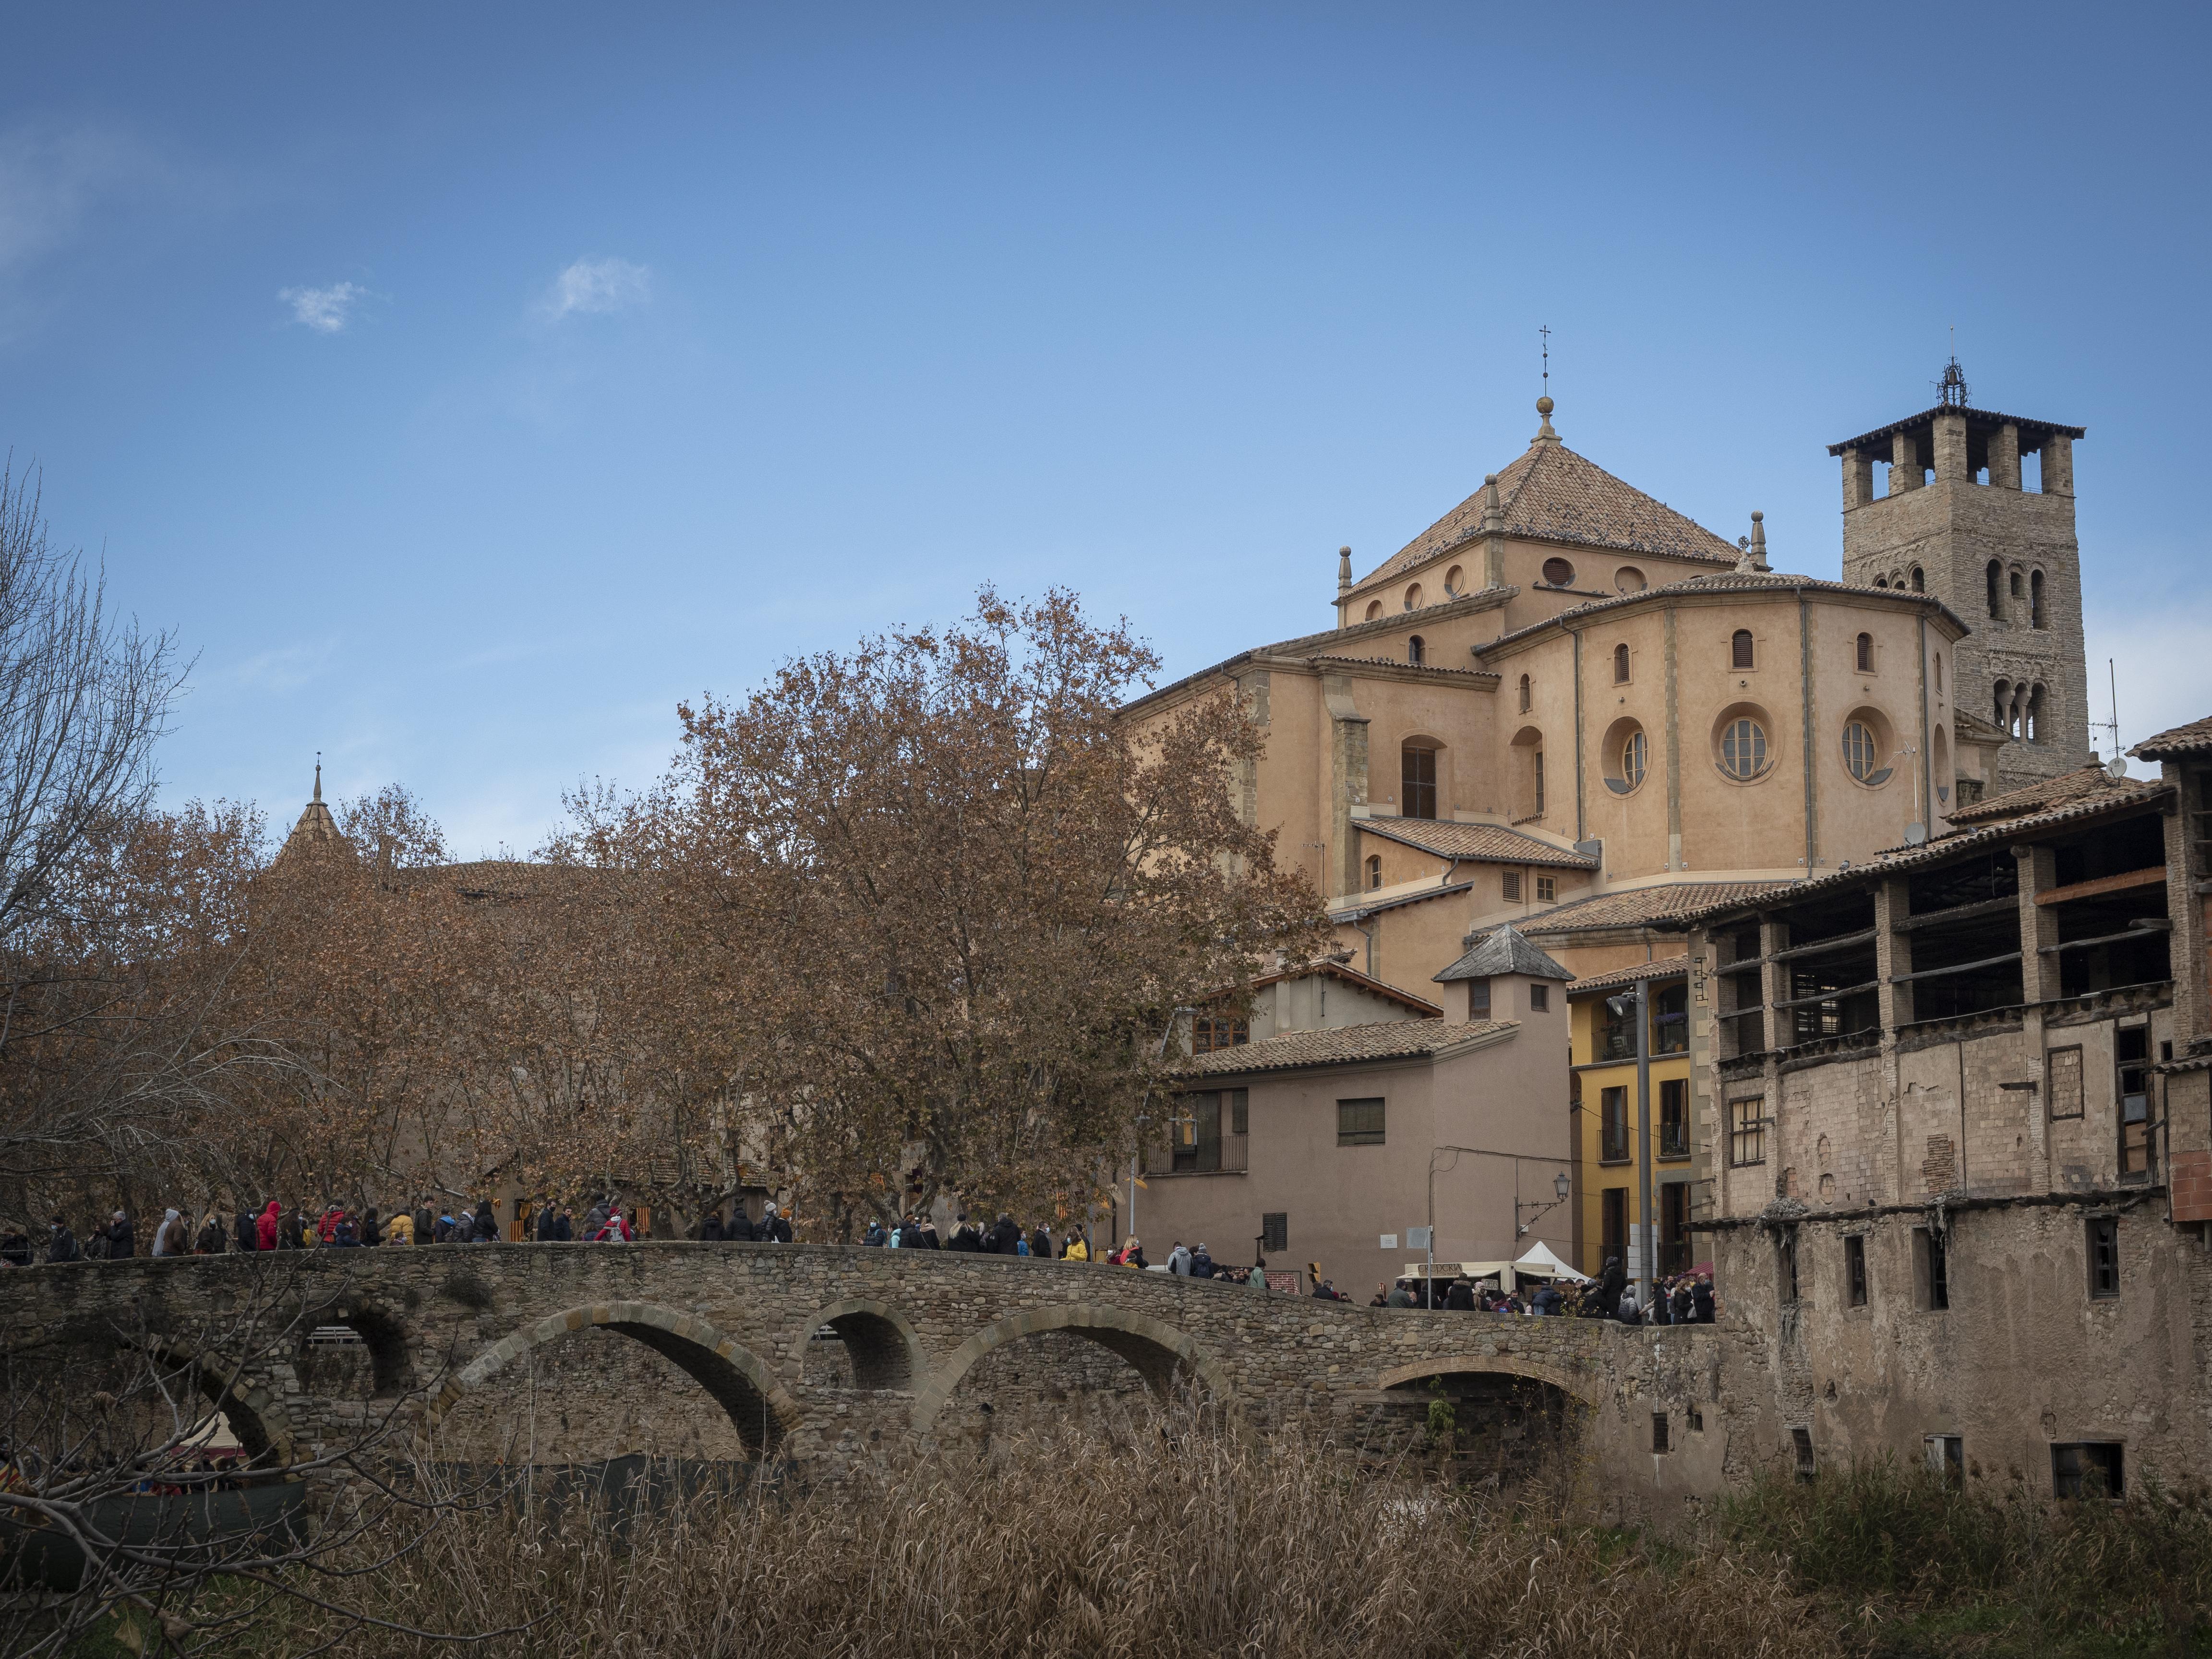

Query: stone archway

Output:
[910, 1302, 1235, 1433]
[431, 1301, 802, 1457]
[142, 1341, 298, 1468]
[794, 1297, 927, 1390]
[1374, 1352, 1597, 1405]
[1374, 1352, 1587, 1481]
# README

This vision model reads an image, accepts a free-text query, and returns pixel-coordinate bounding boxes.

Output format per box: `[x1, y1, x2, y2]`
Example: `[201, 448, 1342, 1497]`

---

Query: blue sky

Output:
[6, 4, 2207, 855]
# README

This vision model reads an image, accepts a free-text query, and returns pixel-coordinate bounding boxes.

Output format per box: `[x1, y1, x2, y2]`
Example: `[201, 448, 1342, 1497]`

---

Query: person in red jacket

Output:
[254, 1200, 280, 1251]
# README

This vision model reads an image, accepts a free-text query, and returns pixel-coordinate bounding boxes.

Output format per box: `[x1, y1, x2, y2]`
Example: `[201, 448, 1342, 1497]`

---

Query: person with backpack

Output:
[1190, 1242, 1214, 1280]
[765, 1205, 794, 1243]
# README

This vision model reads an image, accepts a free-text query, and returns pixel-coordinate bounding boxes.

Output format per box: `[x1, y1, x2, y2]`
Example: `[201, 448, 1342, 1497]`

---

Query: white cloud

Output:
[279, 281, 364, 334]
[539, 256, 650, 321]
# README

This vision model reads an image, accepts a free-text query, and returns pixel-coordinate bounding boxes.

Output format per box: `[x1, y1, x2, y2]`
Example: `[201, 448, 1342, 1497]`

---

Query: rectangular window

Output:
[1792, 1427, 1815, 1479]
[1336, 1097, 1385, 1147]
[1845, 1234, 1868, 1307]
[2086, 1215, 2119, 1299]
[1912, 1226, 1949, 1311]
[1599, 995, 1636, 1061]
[1172, 1092, 1222, 1173]
[1534, 751, 1545, 817]
[1779, 1226, 1799, 1303]
[1926, 1434, 1963, 1484]
[1659, 1183, 1690, 1274]
[1402, 745, 1438, 821]
[1601, 1187, 1628, 1261]
[1600, 1086, 1629, 1162]
[1261, 1212, 1287, 1253]
[2117, 1028, 2153, 1178]
[1659, 1078, 1688, 1159]
[1730, 1096, 1766, 1166]
[2048, 1046, 2084, 1119]
[1651, 981, 1688, 1055]
[1651, 1413, 1670, 1453]
[1191, 1015, 1248, 1054]
[1530, 984, 1550, 1011]
[1466, 977, 1491, 1018]
[1229, 1088, 1248, 1136]
[1502, 870, 1522, 902]
[1536, 874, 1558, 903]
[2052, 1441, 2124, 1500]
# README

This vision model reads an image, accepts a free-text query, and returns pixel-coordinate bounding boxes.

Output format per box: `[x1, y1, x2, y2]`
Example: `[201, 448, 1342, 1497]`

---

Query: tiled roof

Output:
[1473, 569, 1962, 660]
[1357, 818, 1599, 869]
[1567, 955, 1691, 995]
[1330, 879, 1477, 920]
[1245, 958, 1443, 1016]
[1436, 924, 1572, 983]
[2133, 715, 2212, 761]
[1671, 779, 2176, 928]
[1948, 761, 2139, 825]
[1353, 437, 1740, 594]
[1516, 881, 1791, 936]
[1173, 1019, 1519, 1078]
[1306, 654, 1498, 681]
[1826, 404, 2084, 456]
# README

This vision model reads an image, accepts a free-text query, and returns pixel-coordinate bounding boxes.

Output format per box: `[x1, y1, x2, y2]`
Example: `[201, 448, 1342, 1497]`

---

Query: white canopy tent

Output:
[1511, 1240, 1589, 1282]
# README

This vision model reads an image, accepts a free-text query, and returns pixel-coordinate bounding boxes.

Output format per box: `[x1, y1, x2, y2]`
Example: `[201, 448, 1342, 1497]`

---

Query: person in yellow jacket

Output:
[1063, 1233, 1089, 1262]
[384, 1208, 415, 1245]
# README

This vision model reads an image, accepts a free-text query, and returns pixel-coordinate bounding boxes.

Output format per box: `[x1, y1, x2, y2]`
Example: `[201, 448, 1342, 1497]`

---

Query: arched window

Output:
[1986, 560, 2004, 617]
[2026, 685, 2044, 743]
[1855, 632, 1874, 673]
[1718, 717, 1769, 781]
[1731, 629, 1755, 670]
[1620, 728, 1647, 790]
[1365, 855, 1382, 891]
[1364, 600, 1382, 622]
[1408, 635, 1425, 667]
[2031, 569, 2046, 628]
[1401, 742, 1438, 820]
[1613, 643, 1630, 683]
[1517, 673, 1531, 713]
[2009, 568, 2023, 599]
[1994, 679, 2012, 734]
[1873, 576, 1888, 589]
[1910, 566, 1925, 592]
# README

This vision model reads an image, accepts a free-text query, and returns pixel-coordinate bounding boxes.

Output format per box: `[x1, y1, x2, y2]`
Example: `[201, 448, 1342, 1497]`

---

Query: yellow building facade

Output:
[1566, 959, 1692, 1278]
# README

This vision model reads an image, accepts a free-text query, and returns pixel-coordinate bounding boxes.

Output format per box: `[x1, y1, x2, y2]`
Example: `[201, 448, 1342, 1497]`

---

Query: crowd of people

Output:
[1358, 1256, 1718, 1322]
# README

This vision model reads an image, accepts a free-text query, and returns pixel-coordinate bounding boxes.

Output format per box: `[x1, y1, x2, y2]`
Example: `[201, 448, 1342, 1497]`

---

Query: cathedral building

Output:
[1127, 371, 2092, 996]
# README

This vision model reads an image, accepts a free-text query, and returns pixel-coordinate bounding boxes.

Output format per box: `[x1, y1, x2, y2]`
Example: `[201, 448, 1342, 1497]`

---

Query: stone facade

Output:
[3, 1244, 1739, 1523]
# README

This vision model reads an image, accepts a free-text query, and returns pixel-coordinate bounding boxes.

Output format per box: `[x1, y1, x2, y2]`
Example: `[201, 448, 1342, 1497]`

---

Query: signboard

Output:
[1407, 1226, 1432, 1248]
[1378, 1233, 1398, 1250]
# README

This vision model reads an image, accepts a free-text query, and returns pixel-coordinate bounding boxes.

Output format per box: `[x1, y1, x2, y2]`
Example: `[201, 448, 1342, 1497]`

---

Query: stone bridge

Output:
[1, 1244, 1740, 1518]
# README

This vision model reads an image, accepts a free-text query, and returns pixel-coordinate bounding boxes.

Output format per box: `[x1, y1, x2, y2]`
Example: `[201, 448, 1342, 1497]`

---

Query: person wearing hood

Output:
[725, 1206, 756, 1242]
[1598, 1256, 1626, 1316]
[255, 1201, 281, 1251]
[1190, 1243, 1214, 1280]
[1167, 1241, 1193, 1276]
[234, 1208, 256, 1252]
[150, 1208, 184, 1257]
[1444, 1276, 1477, 1311]
[987, 1214, 1022, 1255]
[46, 1217, 81, 1262]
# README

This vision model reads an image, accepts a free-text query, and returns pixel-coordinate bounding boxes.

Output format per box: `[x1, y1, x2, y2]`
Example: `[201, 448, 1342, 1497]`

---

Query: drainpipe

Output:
[1351, 912, 1380, 980]
[1799, 588, 1817, 875]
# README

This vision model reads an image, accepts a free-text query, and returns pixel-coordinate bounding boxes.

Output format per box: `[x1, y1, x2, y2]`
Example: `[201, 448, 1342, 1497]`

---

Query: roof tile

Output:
[1174, 1019, 1518, 1078]
[1357, 818, 1599, 869]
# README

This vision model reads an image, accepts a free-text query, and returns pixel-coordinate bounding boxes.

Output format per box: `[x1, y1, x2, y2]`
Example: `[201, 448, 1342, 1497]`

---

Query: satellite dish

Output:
[1903, 822, 1928, 846]
[2107, 754, 2129, 781]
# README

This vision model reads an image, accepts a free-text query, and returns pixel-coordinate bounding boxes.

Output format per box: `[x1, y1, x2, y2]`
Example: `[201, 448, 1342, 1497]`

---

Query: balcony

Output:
[1147, 1132, 1249, 1177]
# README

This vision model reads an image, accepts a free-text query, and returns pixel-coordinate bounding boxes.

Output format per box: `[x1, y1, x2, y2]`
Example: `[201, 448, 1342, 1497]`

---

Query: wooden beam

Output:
[2033, 865, 2167, 908]
[2039, 920, 2173, 955]
[1771, 979, 1880, 1010]
[1771, 927, 1877, 963]
[1888, 950, 2022, 986]
[1896, 894, 2018, 932]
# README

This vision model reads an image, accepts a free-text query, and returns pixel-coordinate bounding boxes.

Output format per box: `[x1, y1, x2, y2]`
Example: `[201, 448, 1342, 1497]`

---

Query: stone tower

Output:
[1828, 361, 2091, 793]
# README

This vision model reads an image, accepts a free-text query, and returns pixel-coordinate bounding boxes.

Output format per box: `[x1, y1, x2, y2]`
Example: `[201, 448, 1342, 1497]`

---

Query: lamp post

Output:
[1607, 979, 1656, 1310]
[1426, 1145, 1575, 1292]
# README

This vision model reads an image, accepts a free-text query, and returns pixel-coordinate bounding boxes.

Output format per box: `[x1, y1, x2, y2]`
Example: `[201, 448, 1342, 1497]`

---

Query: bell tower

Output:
[1828, 361, 2090, 793]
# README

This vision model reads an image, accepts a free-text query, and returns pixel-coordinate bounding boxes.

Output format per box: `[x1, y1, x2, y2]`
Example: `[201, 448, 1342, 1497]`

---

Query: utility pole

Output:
[1635, 977, 1655, 1307]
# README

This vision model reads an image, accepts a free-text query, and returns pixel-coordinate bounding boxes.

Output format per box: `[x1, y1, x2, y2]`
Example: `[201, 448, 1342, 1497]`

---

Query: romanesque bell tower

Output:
[1828, 361, 2091, 793]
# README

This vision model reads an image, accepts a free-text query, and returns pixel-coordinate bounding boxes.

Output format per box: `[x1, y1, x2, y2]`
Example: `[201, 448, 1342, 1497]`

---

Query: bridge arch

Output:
[910, 1302, 1236, 1433]
[1375, 1352, 1599, 1406]
[431, 1301, 802, 1457]
[142, 1340, 299, 1468]
[795, 1297, 927, 1390]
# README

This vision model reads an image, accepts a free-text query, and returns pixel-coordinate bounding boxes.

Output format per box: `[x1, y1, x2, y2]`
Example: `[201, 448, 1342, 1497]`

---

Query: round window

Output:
[1615, 565, 1647, 594]
[1541, 557, 1575, 587]
[1841, 717, 1894, 786]
[1719, 717, 1769, 781]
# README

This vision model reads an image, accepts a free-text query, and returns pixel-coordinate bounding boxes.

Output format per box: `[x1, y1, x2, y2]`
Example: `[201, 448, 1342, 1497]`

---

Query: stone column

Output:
[1841, 447, 1872, 512]
[1889, 431, 1921, 494]
[1759, 914, 1790, 1201]
[2014, 843, 2061, 1003]
[1932, 411, 1970, 481]
[1989, 422, 2021, 490]
[2042, 433, 2075, 496]
[1875, 876, 1914, 1031]
[2164, 766, 2209, 1043]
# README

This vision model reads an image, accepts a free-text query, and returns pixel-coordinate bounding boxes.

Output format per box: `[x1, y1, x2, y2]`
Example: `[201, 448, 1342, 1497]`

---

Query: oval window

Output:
[1541, 557, 1576, 587]
[1621, 729, 1647, 790]
[1615, 565, 1647, 594]
[1404, 583, 1424, 610]
[1719, 717, 1769, 781]
[1443, 564, 1464, 595]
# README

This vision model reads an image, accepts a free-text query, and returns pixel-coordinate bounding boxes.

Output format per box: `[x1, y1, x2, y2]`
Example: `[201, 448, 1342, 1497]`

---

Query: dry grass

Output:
[201, 1417, 1835, 1659]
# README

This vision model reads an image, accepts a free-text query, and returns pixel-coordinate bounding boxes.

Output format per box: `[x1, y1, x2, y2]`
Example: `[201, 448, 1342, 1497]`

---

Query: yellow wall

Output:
[1569, 985, 1694, 1277]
